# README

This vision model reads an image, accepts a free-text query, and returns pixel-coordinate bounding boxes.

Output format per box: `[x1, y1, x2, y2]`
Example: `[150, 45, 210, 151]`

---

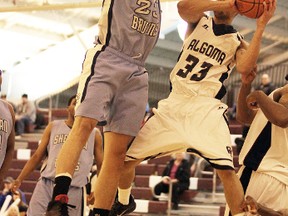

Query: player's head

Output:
[67, 95, 76, 118]
[21, 93, 28, 104]
[214, 0, 238, 22]
[173, 152, 186, 161]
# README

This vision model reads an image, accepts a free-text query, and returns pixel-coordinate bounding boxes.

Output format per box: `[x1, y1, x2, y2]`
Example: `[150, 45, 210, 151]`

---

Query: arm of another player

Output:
[93, 128, 103, 176]
[12, 122, 53, 192]
[177, 0, 236, 37]
[235, 0, 276, 74]
[243, 195, 286, 216]
[236, 66, 258, 125]
[0, 103, 15, 185]
[246, 84, 288, 128]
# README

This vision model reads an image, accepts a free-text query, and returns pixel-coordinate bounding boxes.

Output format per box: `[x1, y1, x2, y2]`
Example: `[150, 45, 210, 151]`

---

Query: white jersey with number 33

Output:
[170, 16, 242, 99]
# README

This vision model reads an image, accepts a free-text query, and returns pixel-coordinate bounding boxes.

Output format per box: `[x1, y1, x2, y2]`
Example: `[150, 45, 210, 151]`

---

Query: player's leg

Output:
[27, 179, 52, 215]
[109, 160, 141, 216]
[90, 132, 133, 215]
[217, 169, 245, 216]
[110, 115, 186, 215]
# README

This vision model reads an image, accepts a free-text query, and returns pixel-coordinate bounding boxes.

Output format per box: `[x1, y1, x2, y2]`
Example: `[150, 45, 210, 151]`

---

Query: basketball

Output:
[235, 0, 268, 19]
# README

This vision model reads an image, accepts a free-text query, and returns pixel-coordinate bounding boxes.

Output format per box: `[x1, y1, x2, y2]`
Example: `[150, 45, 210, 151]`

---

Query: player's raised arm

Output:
[178, 0, 237, 37]
[235, 0, 276, 75]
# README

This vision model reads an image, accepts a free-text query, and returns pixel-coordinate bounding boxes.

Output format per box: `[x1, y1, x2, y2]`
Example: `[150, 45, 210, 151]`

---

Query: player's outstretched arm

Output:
[236, 0, 276, 75]
[236, 66, 257, 124]
[12, 122, 53, 192]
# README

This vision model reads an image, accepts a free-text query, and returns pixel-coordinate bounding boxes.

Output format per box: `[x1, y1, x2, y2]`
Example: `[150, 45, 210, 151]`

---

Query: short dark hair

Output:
[67, 95, 76, 106]
[22, 94, 28, 98]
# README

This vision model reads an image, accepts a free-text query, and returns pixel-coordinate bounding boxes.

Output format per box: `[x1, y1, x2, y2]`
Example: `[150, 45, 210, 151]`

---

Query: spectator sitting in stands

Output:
[255, 73, 276, 96]
[152, 152, 190, 210]
[11, 190, 28, 216]
[0, 177, 26, 209]
[15, 94, 36, 136]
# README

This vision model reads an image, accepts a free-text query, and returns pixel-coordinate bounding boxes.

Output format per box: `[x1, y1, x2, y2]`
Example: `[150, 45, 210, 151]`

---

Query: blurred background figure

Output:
[15, 94, 36, 136]
[0, 177, 26, 208]
[255, 73, 276, 96]
[152, 152, 190, 210]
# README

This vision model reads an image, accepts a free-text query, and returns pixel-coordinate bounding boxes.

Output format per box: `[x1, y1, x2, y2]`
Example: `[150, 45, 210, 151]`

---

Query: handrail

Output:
[151, 176, 172, 216]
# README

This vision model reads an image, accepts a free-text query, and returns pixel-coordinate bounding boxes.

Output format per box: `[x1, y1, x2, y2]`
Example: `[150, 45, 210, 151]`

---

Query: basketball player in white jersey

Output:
[0, 69, 15, 185]
[223, 70, 288, 215]
[48, 1, 161, 215]
[12, 95, 103, 216]
[112, 0, 276, 215]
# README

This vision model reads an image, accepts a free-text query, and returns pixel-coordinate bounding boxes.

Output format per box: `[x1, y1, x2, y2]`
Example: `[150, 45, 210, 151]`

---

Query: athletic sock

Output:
[52, 174, 72, 199]
[92, 208, 110, 216]
[118, 186, 132, 205]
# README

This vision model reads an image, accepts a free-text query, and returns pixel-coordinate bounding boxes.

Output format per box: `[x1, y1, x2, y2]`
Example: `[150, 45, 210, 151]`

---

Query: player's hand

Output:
[242, 196, 259, 214]
[246, 92, 260, 110]
[228, 0, 239, 14]
[87, 192, 95, 205]
[257, 0, 276, 27]
[11, 179, 21, 193]
[241, 65, 257, 84]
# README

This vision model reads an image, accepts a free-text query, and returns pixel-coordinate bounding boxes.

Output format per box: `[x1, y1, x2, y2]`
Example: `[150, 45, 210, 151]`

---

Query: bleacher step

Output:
[133, 199, 222, 216]
[192, 191, 226, 204]
[176, 203, 220, 216]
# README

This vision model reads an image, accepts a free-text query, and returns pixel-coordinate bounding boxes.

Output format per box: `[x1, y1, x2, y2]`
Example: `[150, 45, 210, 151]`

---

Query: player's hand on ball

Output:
[257, 0, 276, 27]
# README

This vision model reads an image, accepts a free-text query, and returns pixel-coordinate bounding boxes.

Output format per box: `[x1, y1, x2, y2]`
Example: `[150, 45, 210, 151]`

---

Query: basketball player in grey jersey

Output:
[13, 95, 103, 216]
[49, 0, 161, 215]
[114, 0, 276, 215]
[0, 70, 15, 185]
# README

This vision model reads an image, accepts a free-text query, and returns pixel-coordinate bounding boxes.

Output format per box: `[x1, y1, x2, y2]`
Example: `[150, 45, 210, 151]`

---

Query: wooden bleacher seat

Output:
[27, 141, 39, 150]
[25, 123, 36, 133]
[6, 169, 40, 181]
[135, 164, 157, 176]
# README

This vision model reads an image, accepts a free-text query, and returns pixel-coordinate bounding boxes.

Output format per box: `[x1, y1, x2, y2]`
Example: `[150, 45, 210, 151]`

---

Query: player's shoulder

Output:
[0, 99, 15, 116]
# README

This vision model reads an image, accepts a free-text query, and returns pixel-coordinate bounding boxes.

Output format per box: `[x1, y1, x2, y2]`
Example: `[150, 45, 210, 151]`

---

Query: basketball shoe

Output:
[46, 194, 75, 216]
[109, 195, 136, 216]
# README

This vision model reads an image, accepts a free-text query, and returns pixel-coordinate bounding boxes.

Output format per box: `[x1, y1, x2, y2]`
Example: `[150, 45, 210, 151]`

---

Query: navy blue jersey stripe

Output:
[243, 122, 272, 170]
[81, 46, 106, 103]
[215, 63, 231, 100]
[105, 0, 114, 46]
